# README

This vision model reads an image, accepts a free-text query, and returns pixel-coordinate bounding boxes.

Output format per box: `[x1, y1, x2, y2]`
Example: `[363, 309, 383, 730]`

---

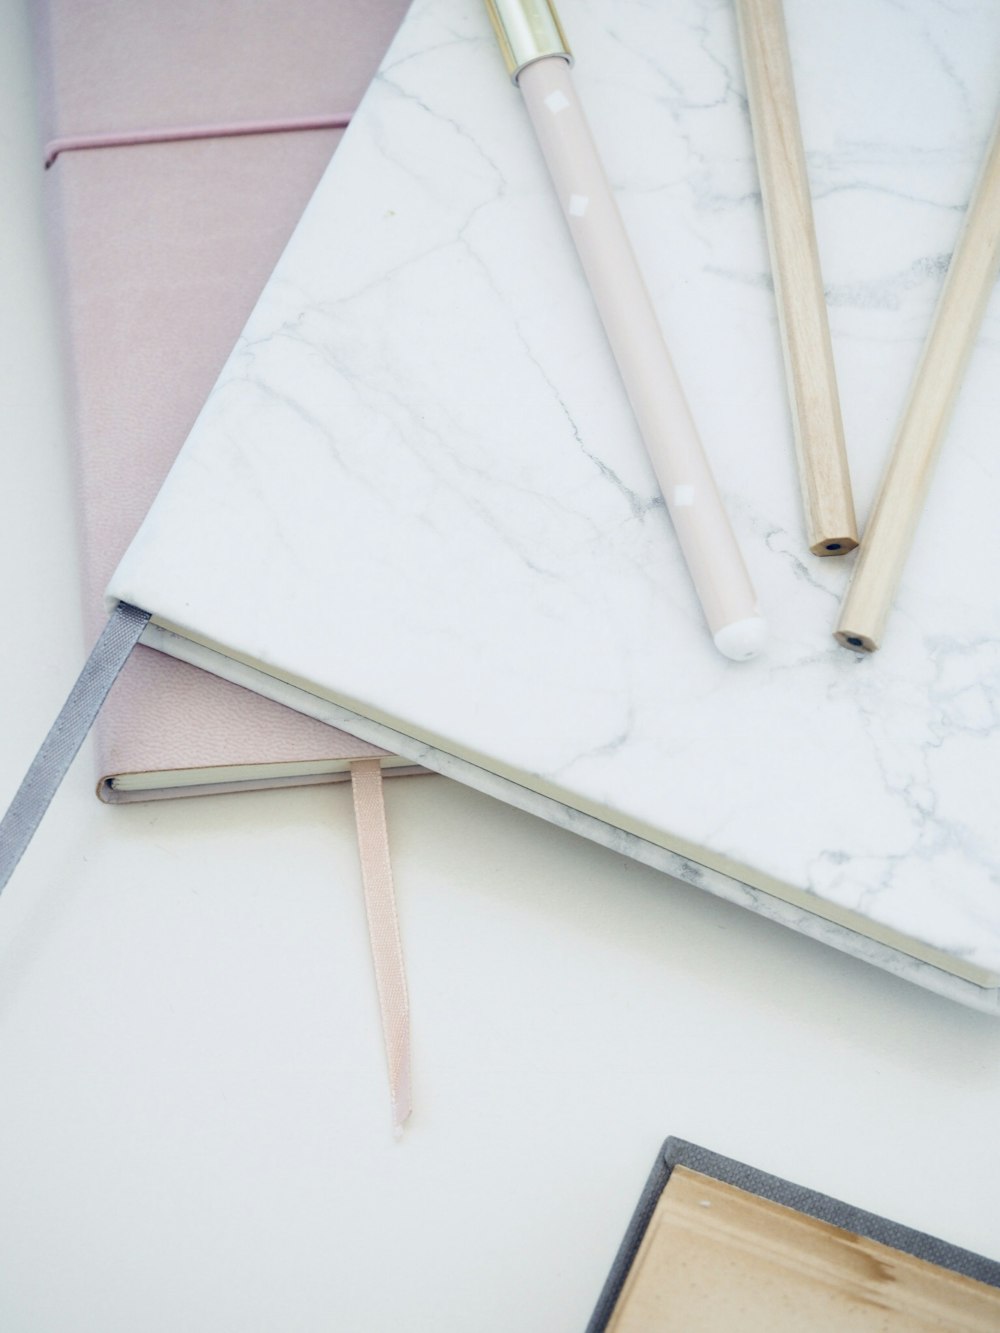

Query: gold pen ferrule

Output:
[483, 0, 572, 83]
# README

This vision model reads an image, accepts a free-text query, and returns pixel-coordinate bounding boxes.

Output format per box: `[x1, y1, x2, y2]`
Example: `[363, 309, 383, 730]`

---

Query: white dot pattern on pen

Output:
[568, 194, 589, 217]
[674, 485, 696, 506]
[544, 90, 570, 114]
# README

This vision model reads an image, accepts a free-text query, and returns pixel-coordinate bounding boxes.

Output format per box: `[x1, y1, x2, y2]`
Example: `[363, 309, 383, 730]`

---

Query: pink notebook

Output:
[32, 0, 416, 801]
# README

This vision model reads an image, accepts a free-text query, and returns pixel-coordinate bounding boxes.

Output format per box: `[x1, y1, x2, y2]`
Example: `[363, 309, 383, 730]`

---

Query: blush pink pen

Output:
[483, 0, 766, 661]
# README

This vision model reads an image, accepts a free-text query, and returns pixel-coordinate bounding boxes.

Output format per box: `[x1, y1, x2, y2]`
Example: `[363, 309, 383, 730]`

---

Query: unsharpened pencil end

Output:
[834, 628, 877, 654]
[714, 616, 767, 662]
[810, 534, 859, 557]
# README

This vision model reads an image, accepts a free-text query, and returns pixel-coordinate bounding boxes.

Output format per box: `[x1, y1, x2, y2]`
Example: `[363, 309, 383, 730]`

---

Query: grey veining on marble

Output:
[110, 0, 1000, 999]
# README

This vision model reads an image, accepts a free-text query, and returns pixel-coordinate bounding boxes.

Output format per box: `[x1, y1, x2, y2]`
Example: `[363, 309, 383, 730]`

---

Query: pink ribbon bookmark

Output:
[349, 759, 412, 1134]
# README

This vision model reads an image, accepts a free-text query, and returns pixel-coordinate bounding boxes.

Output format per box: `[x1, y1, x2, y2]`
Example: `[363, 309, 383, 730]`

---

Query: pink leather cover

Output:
[32, 0, 408, 139]
[32, 0, 411, 797]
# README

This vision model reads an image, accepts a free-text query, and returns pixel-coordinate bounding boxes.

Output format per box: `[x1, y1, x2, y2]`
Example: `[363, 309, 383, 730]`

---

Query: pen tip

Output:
[714, 616, 767, 662]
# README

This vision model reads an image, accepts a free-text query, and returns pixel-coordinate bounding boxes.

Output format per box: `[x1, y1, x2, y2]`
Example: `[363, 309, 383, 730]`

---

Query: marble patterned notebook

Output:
[108, 0, 1000, 1010]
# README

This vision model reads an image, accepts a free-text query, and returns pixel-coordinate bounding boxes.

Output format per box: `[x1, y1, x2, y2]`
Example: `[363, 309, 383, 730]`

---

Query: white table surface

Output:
[1, 2, 998, 1330]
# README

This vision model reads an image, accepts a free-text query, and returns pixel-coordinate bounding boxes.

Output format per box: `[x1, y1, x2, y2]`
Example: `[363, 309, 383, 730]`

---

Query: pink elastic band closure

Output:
[349, 758, 412, 1135]
[44, 112, 353, 168]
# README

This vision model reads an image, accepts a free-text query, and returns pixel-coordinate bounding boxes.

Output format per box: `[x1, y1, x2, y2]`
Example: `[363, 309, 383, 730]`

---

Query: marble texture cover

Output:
[109, 0, 1000, 1008]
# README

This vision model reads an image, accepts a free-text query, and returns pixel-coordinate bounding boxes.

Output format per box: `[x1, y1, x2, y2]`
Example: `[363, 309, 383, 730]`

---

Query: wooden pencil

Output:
[836, 104, 1000, 653]
[735, 0, 858, 556]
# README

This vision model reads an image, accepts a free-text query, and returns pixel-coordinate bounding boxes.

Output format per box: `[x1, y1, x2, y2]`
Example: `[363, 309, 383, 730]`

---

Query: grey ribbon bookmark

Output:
[0, 602, 150, 894]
